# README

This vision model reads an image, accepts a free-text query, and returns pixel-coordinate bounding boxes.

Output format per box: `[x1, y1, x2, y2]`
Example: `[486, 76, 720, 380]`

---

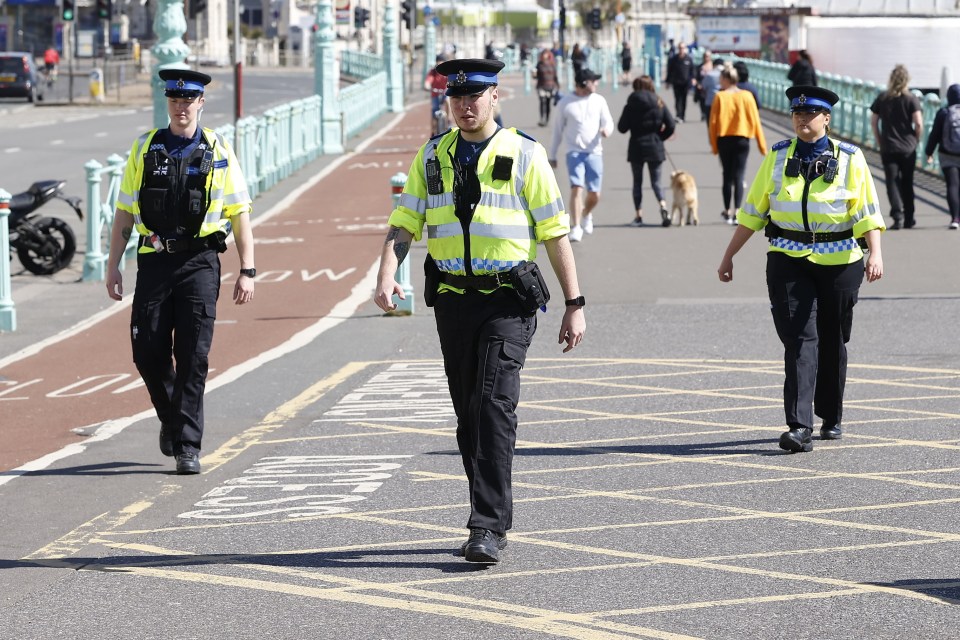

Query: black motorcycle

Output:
[9, 180, 83, 275]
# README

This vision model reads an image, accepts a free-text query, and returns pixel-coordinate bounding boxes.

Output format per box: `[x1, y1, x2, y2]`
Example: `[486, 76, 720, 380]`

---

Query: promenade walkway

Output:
[1, 72, 959, 639]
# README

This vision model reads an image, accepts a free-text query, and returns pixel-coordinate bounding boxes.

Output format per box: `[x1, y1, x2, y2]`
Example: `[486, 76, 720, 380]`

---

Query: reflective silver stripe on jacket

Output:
[529, 197, 563, 222]
[479, 191, 525, 210]
[427, 192, 454, 209]
[427, 222, 461, 238]
[118, 191, 138, 208]
[771, 144, 789, 196]
[398, 192, 425, 214]
[223, 190, 249, 205]
[469, 222, 537, 240]
[514, 134, 537, 211]
[774, 199, 849, 216]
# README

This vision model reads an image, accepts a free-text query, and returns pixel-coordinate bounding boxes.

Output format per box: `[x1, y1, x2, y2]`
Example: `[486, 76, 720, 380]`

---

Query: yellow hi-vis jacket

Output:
[737, 137, 885, 265]
[116, 127, 252, 253]
[388, 127, 569, 293]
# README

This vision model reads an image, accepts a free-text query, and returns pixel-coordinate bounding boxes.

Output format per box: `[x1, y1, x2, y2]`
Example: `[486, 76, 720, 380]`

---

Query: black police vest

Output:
[139, 134, 214, 237]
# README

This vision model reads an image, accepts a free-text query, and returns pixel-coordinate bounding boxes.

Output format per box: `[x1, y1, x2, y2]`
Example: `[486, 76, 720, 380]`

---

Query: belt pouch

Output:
[509, 261, 550, 313]
[423, 254, 441, 307]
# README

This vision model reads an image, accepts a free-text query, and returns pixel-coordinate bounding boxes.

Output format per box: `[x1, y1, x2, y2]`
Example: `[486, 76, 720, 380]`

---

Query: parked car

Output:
[0, 52, 44, 103]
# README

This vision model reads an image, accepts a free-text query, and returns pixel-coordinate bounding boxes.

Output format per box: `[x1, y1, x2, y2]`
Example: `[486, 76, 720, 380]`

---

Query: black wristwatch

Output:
[565, 296, 586, 307]
[239, 268, 257, 278]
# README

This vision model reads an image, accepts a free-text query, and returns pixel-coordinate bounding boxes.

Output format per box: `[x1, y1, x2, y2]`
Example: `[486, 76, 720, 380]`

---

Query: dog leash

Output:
[664, 148, 678, 172]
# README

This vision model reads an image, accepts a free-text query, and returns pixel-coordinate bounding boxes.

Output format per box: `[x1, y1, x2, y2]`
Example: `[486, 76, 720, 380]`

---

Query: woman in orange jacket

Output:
[709, 64, 766, 223]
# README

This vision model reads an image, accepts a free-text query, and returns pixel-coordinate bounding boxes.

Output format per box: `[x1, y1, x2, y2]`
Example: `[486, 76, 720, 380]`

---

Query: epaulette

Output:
[429, 128, 451, 141]
[838, 141, 858, 154]
[515, 128, 538, 143]
[771, 139, 792, 151]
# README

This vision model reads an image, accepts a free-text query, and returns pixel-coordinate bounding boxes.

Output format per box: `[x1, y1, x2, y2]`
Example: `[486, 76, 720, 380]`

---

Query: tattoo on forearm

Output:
[393, 241, 409, 263]
[385, 227, 401, 244]
[121, 227, 132, 241]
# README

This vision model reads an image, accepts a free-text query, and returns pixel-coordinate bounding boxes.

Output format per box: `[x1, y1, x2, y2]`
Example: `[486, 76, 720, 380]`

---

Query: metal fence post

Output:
[388, 172, 414, 316]
[83, 159, 104, 281]
[0, 190, 16, 332]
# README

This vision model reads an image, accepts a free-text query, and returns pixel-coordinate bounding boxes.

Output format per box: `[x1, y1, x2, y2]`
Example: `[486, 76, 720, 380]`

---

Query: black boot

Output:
[463, 528, 507, 563]
[779, 427, 813, 453]
[820, 423, 842, 440]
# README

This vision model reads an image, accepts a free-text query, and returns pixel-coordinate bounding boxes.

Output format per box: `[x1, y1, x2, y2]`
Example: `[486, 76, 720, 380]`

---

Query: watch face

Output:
[241, 268, 257, 277]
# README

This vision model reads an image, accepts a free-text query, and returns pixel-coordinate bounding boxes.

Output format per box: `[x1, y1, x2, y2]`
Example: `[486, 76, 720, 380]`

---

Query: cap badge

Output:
[798, 94, 806, 105]
[452, 70, 467, 86]
[176, 79, 185, 89]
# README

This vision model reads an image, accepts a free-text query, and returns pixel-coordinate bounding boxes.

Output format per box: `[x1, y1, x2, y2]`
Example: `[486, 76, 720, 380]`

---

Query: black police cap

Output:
[786, 85, 839, 112]
[159, 68, 212, 98]
[435, 58, 505, 97]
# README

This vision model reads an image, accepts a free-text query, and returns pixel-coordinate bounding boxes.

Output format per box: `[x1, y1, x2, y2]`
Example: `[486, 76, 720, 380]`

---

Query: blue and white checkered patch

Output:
[770, 238, 858, 254]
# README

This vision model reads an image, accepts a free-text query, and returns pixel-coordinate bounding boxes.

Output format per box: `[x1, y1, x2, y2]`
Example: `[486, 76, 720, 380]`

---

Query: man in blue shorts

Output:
[549, 68, 614, 241]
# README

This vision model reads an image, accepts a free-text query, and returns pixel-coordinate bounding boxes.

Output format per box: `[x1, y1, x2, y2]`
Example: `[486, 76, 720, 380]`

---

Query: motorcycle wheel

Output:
[17, 217, 77, 275]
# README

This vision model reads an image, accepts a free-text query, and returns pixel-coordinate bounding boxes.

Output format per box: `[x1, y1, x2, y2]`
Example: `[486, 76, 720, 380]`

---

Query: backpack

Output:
[942, 104, 960, 154]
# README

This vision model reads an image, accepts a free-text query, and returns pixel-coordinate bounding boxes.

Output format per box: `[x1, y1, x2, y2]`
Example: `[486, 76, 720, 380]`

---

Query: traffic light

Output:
[559, 6, 566, 31]
[96, 0, 112, 20]
[61, 0, 75, 21]
[361, 8, 370, 27]
[589, 7, 601, 30]
[400, 0, 414, 30]
[354, 5, 362, 28]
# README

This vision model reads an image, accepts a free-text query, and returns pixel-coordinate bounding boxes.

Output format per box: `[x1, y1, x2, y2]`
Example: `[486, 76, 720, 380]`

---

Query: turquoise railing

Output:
[338, 72, 388, 139]
[342, 50, 385, 79]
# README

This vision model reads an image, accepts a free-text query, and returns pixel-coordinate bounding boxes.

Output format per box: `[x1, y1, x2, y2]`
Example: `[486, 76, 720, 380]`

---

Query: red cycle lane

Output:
[0, 108, 427, 471]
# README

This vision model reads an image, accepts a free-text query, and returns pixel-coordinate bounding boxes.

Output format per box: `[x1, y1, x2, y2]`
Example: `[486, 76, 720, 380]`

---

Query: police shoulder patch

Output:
[514, 128, 538, 143]
[838, 141, 858, 154]
[771, 139, 792, 151]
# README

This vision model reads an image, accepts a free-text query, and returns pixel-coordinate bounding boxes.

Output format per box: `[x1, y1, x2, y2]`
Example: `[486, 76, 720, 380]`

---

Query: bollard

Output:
[523, 58, 531, 95]
[387, 172, 414, 316]
[0, 190, 16, 332]
[83, 159, 104, 281]
[89, 68, 105, 103]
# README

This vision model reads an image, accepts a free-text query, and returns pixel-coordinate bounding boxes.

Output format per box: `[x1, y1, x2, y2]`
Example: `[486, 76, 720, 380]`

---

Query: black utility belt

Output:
[439, 271, 512, 290]
[765, 226, 853, 244]
[139, 234, 219, 254]
[424, 258, 550, 313]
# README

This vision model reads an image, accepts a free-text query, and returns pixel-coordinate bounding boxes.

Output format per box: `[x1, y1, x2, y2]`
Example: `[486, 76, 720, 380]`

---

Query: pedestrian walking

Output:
[424, 54, 450, 136]
[694, 50, 713, 121]
[871, 65, 923, 230]
[788, 50, 817, 86]
[699, 56, 722, 125]
[549, 68, 615, 242]
[620, 42, 633, 84]
[570, 43, 587, 76]
[617, 75, 676, 226]
[665, 42, 695, 122]
[534, 48, 558, 127]
[734, 61, 760, 108]
[709, 63, 767, 224]
[717, 85, 885, 454]
[924, 83, 960, 229]
[105, 69, 256, 475]
[373, 59, 586, 564]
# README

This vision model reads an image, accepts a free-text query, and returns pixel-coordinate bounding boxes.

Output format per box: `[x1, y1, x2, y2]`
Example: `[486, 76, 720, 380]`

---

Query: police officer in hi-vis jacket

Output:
[717, 85, 885, 454]
[106, 69, 256, 475]
[373, 59, 586, 563]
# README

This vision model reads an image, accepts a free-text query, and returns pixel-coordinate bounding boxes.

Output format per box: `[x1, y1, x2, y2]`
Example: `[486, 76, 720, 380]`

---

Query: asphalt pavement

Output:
[1, 71, 960, 639]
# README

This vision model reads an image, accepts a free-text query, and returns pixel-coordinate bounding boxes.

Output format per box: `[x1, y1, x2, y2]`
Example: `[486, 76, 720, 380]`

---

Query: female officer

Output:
[716, 85, 885, 453]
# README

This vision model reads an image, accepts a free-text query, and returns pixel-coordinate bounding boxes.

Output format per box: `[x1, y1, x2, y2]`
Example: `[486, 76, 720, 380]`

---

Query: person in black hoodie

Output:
[787, 50, 817, 86]
[617, 75, 676, 226]
[925, 83, 960, 229]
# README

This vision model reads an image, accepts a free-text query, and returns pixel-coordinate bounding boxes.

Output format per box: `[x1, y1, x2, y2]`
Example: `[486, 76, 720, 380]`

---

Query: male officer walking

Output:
[373, 59, 586, 563]
[106, 69, 256, 474]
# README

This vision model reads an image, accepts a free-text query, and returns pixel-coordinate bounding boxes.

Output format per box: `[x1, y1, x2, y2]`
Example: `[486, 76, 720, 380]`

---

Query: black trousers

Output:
[672, 84, 689, 120]
[630, 160, 665, 209]
[434, 288, 537, 535]
[131, 249, 220, 456]
[880, 150, 917, 224]
[766, 252, 863, 430]
[717, 136, 751, 211]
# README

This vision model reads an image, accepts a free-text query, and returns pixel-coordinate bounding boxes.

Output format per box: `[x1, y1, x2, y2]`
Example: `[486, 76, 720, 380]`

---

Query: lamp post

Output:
[150, 0, 190, 129]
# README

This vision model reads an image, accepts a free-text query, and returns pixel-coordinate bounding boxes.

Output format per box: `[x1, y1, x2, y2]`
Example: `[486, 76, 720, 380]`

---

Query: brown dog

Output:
[670, 170, 699, 227]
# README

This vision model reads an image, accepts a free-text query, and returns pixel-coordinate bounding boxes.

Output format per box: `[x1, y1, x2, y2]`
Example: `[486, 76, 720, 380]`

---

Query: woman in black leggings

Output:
[924, 83, 960, 229]
[708, 64, 767, 223]
[617, 75, 676, 226]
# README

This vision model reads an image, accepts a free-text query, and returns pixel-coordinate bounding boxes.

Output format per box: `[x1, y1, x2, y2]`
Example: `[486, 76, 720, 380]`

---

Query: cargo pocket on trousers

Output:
[490, 339, 527, 408]
[192, 300, 218, 357]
